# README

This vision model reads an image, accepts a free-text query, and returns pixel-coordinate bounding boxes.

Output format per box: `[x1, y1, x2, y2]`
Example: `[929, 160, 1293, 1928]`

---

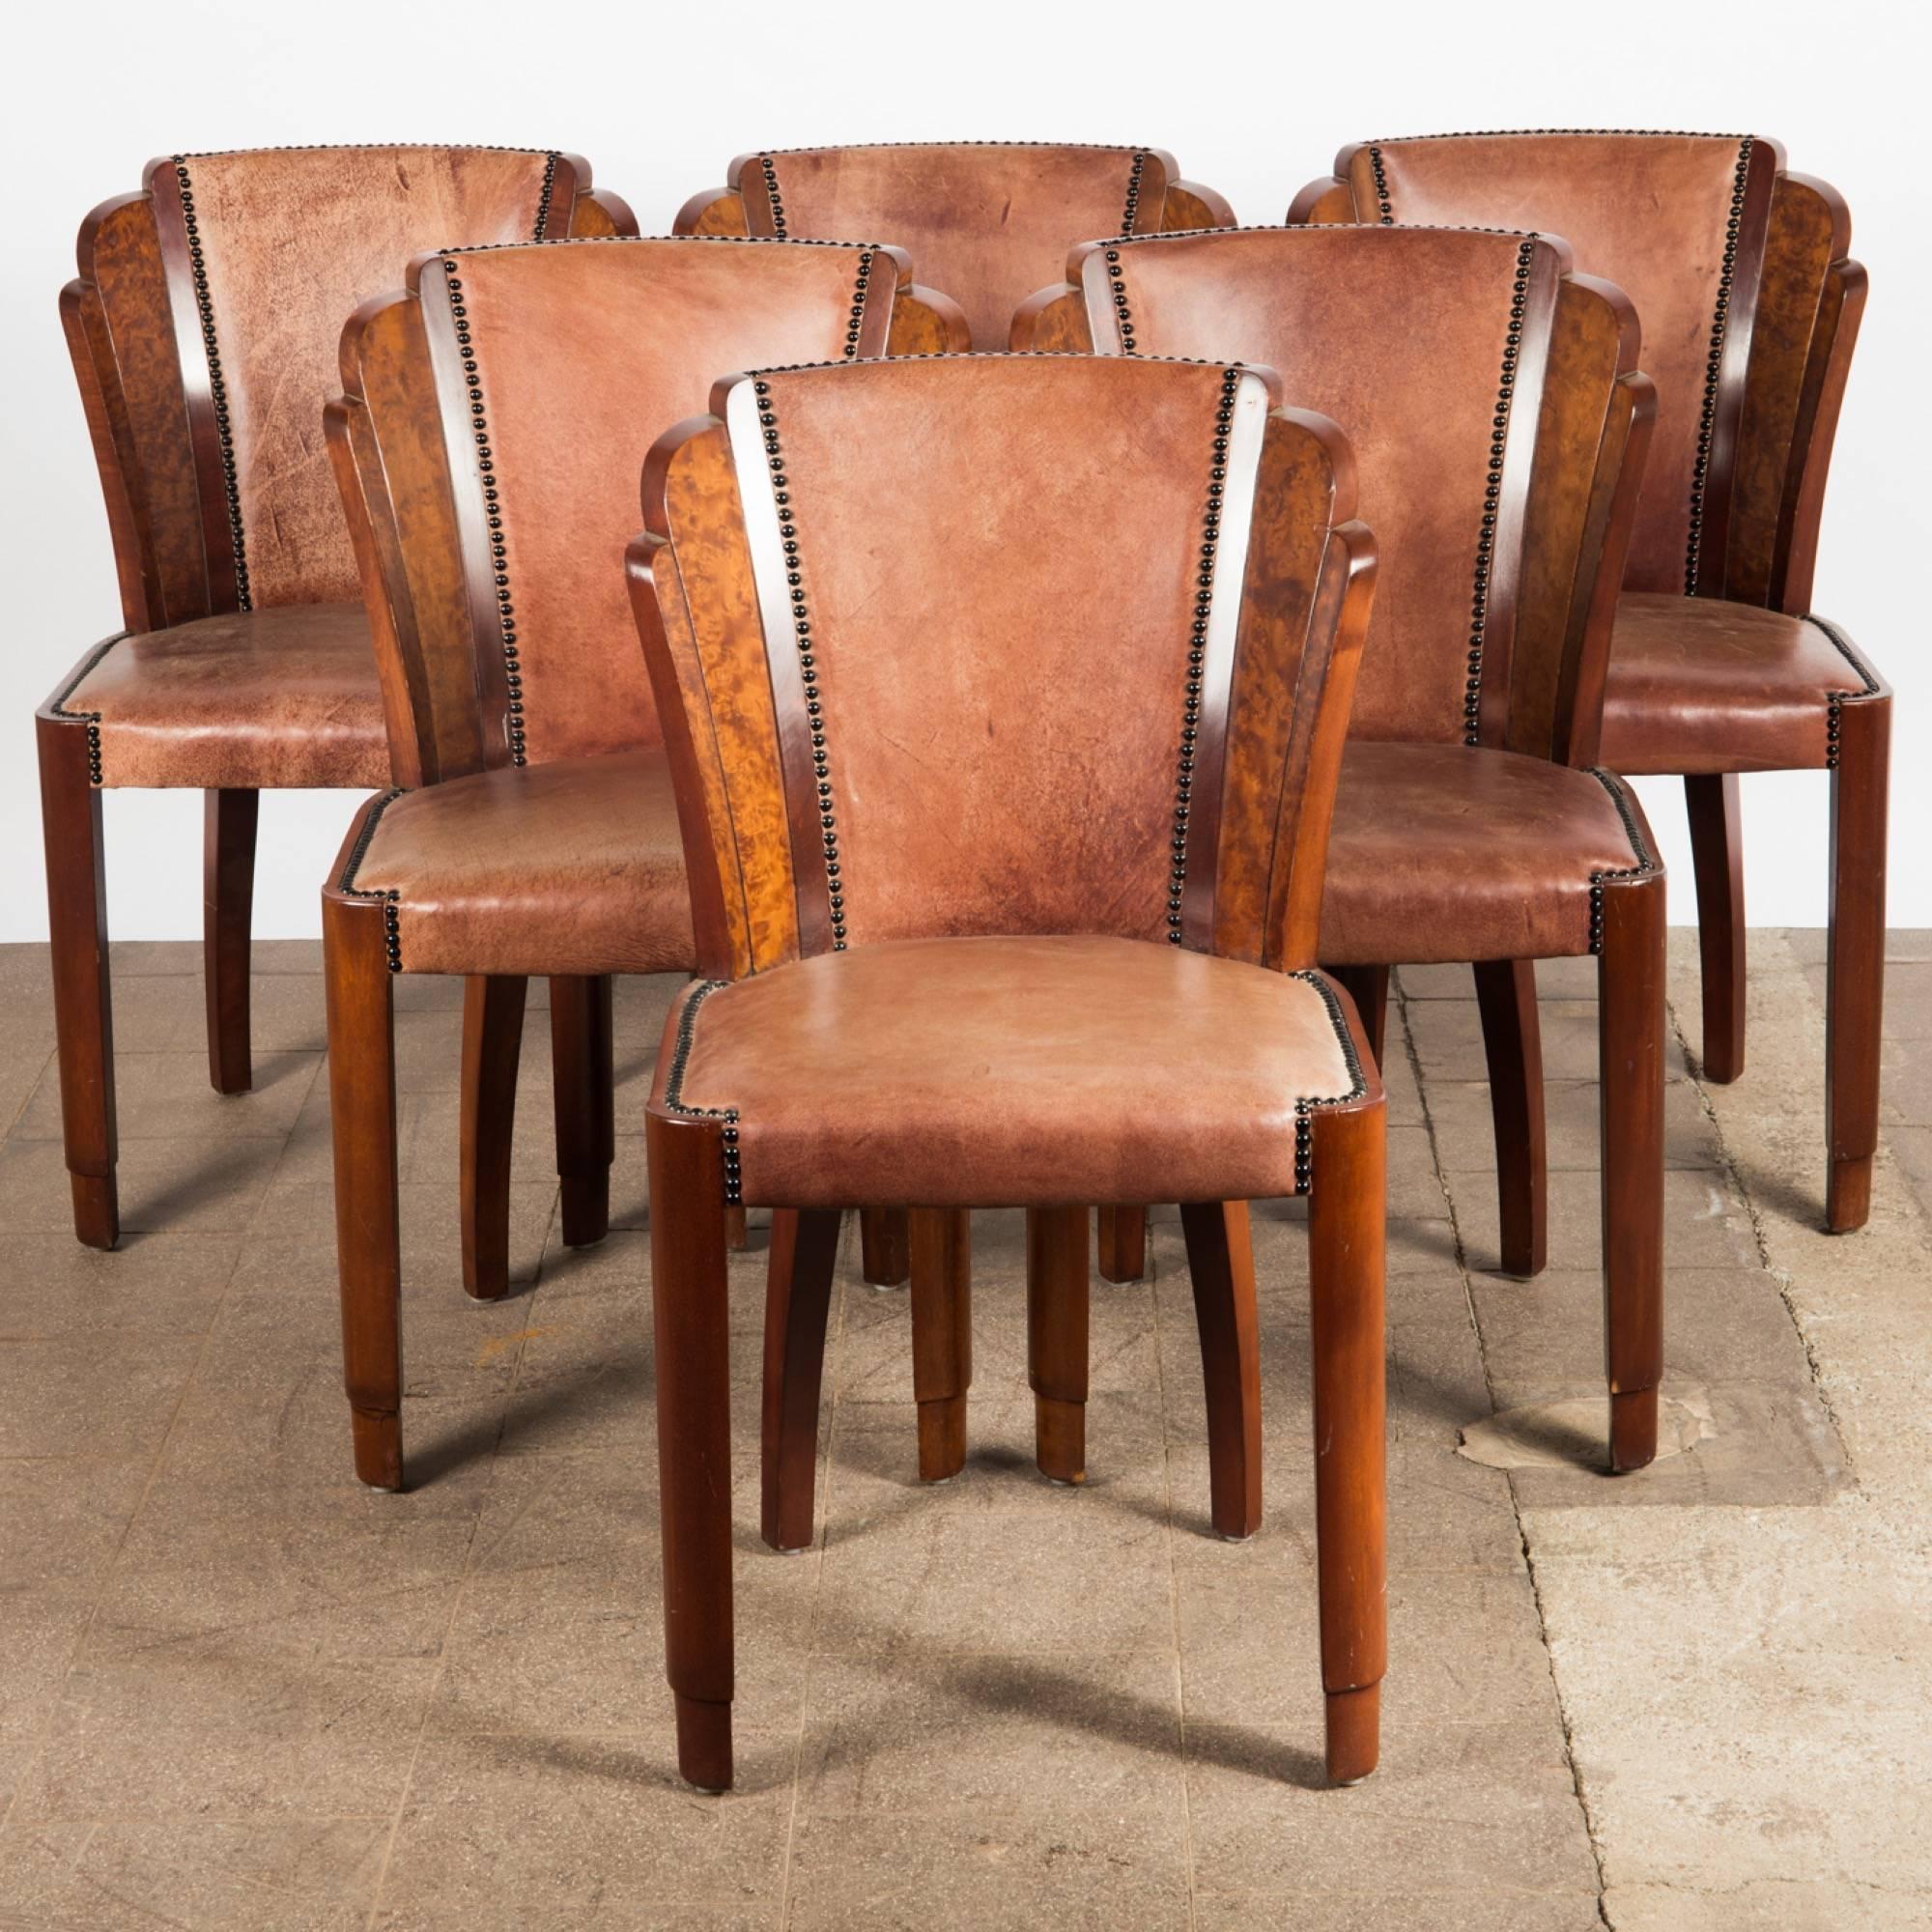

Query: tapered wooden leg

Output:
[910, 1208, 972, 1480]
[551, 974, 614, 1248]
[1599, 873, 1665, 1473]
[1684, 773, 1747, 1084]
[324, 892, 404, 1491]
[1474, 959, 1548, 1279]
[1325, 964, 1389, 1070]
[1097, 1205, 1148, 1283]
[1180, 1200, 1262, 1539]
[646, 1107, 735, 1791]
[37, 715, 117, 1249]
[1827, 696, 1889, 1234]
[1308, 1099, 1386, 1787]
[460, 975, 526, 1302]
[859, 1207, 910, 1286]
[202, 786, 257, 1096]
[1026, 1206, 1088, 1483]
[724, 1206, 749, 1251]
[760, 1207, 840, 1551]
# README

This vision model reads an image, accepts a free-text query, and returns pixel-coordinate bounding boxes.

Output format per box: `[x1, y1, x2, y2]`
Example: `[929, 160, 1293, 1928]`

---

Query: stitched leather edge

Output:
[47, 634, 127, 787]
[1584, 768, 1661, 954]
[663, 979, 741, 1203]
[337, 787, 408, 973]
[1685, 137, 1754, 593]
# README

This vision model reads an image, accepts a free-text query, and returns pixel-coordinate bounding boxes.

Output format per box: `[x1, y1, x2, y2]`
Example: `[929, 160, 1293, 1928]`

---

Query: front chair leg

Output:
[1598, 872, 1665, 1473]
[1179, 1200, 1262, 1539]
[646, 1109, 736, 1791]
[1827, 696, 1890, 1233]
[203, 786, 258, 1095]
[1097, 1205, 1148, 1283]
[760, 1207, 840, 1551]
[324, 892, 404, 1490]
[1684, 773, 1747, 1084]
[550, 974, 614, 1248]
[460, 975, 526, 1301]
[1473, 959, 1548, 1279]
[859, 1206, 910, 1286]
[1026, 1206, 1089, 1483]
[909, 1208, 972, 1480]
[1308, 1099, 1387, 1787]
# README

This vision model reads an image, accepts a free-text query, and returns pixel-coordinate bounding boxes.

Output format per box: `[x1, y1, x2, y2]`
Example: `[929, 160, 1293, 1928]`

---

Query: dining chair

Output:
[1015, 222, 1665, 1472]
[40, 144, 631, 1251]
[628, 351, 1383, 1790]
[1290, 131, 1884, 1233]
[323, 234, 959, 1490]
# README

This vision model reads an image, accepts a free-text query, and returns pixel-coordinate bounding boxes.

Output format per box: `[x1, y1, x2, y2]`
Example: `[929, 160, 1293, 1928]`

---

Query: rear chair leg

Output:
[1827, 696, 1889, 1233]
[909, 1208, 972, 1481]
[1026, 1206, 1089, 1484]
[1684, 773, 1747, 1084]
[551, 974, 614, 1247]
[460, 975, 526, 1300]
[859, 1207, 910, 1286]
[203, 786, 258, 1095]
[1097, 1205, 1148, 1283]
[1474, 959, 1548, 1279]
[760, 1207, 840, 1551]
[1179, 1199, 1262, 1539]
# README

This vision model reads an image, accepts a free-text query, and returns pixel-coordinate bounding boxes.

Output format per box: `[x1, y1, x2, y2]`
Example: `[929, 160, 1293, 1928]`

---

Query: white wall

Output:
[3, 0, 1924, 941]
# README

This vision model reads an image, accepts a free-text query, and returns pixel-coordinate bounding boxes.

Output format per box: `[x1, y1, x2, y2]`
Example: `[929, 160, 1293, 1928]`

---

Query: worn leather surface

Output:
[1600, 592, 1865, 775]
[353, 751, 694, 977]
[672, 934, 1358, 1207]
[1100, 225, 1551, 744]
[184, 147, 556, 609]
[756, 146, 1150, 349]
[1321, 741, 1654, 963]
[65, 603, 387, 788]
[1361, 133, 1750, 594]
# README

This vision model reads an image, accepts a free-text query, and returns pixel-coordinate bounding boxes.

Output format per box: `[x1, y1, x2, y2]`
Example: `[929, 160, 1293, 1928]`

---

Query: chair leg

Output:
[36, 714, 117, 1249]
[551, 974, 614, 1248]
[724, 1206, 750, 1251]
[1308, 1098, 1387, 1787]
[1827, 696, 1889, 1234]
[460, 975, 526, 1301]
[1026, 1206, 1088, 1484]
[1097, 1205, 1148, 1283]
[324, 892, 404, 1491]
[646, 1108, 735, 1791]
[202, 786, 258, 1096]
[1598, 872, 1666, 1473]
[1324, 964, 1389, 1070]
[909, 1207, 972, 1481]
[1179, 1200, 1262, 1539]
[760, 1207, 840, 1552]
[1684, 773, 1747, 1084]
[859, 1206, 910, 1286]
[1474, 959, 1548, 1279]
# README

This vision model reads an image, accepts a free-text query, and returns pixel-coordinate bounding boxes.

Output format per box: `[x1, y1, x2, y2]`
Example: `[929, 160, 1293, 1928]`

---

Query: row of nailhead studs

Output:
[1371, 128, 1746, 145]
[440, 263, 526, 765]
[1288, 969, 1371, 1194]
[1105, 244, 1137, 352]
[1367, 145, 1395, 223]
[842, 248, 875, 355]
[337, 788, 408, 971]
[172, 157, 252, 611]
[1808, 614, 1883, 769]
[1464, 238, 1538, 745]
[1584, 769, 1660, 953]
[47, 634, 124, 787]
[664, 980, 741, 1203]
[1685, 136, 1754, 594]
[531, 151, 559, 240]
[1168, 367, 1241, 944]
[759, 155, 788, 238]
[1120, 150, 1149, 237]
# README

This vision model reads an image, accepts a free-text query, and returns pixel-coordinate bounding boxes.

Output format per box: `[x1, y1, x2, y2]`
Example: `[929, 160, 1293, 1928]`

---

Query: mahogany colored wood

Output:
[202, 787, 257, 1095]
[724, 1206, 750, 1251]
[1026, 1207, 1090, 1484]
[1684, 773, 1747, 1083]
[1828, 694, 1889, 1232]
[1474, 959, 1548, 1278]
[760, 1206, 840, 1551]
[1096, 1205, 1148, 1284]
[459, 974, 525, 1301]
[909, 1207, 972, 1480]
[1326, 965, 1388, 1069]
[1180, 1200, 1263, 1538]
[859, 1207, 911, 1287]
[551, 974, 614, 1248]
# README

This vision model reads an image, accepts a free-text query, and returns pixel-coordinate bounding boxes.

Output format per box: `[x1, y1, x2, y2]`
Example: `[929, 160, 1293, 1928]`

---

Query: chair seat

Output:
[663, 934, 1364, 1209]
[1321, 741, 1656, 965]
[349, 751, 695, 978]
[58, 604, 390, 789]
[1599, 593, 1883, 776]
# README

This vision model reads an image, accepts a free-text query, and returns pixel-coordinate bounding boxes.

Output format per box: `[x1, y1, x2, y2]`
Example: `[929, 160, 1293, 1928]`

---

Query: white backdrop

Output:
[3, 0, 1924, 941]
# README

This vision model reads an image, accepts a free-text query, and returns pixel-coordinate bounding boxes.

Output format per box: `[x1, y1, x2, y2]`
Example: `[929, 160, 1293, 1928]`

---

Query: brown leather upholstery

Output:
[664, 936, 1360, 1208]
[1321, 743, 1656, 964]
[1600, 595, 1879, 776]
[341, 753, 692, 976]
[54, 604, 387, 789]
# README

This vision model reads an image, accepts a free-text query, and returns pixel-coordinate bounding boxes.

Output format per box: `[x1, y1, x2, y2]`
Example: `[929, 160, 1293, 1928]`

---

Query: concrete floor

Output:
[0, 929, 1926, 1928]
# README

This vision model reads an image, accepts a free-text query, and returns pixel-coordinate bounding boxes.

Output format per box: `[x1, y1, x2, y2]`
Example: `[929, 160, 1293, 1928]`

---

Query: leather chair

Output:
[676, 143, 1233, 349]
[1290, 131, 1885, 1234]
[1015, 223, 1667, 1472]
[40, 144, 631, 1251]
[323, 234, 964, 1490]
[627, 352, 1385, 1791]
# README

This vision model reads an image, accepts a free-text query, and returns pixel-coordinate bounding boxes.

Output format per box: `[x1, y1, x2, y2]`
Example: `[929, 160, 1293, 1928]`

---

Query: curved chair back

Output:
[676, 144, 1234, 349]
[1290, 132, 1863, 611]
[629, 355, 1375, 980]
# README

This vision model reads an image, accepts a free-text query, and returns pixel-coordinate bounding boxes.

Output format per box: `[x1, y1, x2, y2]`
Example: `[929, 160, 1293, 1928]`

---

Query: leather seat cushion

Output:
[667, 934, 1364, 1208]
[352, 751, 695, 978]
[1321, 741, 1656, 965]
[1600, 593, 1880, 776]
[63, 604, 389, 789]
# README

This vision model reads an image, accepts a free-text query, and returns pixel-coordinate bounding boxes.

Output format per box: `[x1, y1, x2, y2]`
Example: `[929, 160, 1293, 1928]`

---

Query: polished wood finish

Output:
[1096, 1205, 1147, 1284]
[459, 974, 526, 1301]
[1828, 694, 1889, 1231]
[551, 974, 615, 1248]
[859, 1207, 911, 1287]
[760, 1207, 840, 1552]
[1685, 772, 1747, 1083]
[1180, 1200, 1263, 1539]
[1026, 1207, 1090, 1484]
[201, 787, 258, 1094]
[909, 1207, 973, 1480]
[1474, 959, 1548, 1278]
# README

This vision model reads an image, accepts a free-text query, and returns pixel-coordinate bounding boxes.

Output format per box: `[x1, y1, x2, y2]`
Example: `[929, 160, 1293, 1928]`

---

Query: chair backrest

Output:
[330, 235, 932, 785]
[1021, 224, 1653, 761]
[676, 144, 1235, 350]
[62, 145, 629, 637]
[1290, 132, 1865, 612]
[629, 355, 1376, 983]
